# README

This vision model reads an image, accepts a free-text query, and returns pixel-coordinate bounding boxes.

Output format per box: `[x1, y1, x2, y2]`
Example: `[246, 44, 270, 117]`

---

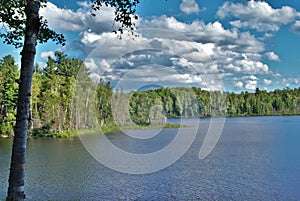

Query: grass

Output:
[32, 130, 79, 138]
[29, 122, 184, 138]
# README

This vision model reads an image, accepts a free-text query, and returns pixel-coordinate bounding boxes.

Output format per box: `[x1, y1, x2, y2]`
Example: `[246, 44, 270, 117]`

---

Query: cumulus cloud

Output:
[40, 2, 86, 32]
[180, 0, 200, 15]
[141, 17, 238, 44]
[80, 29, 270, 92]
[139, 16, 264, 54]
[245, 81, 257, 90]
[209, 47, 269, 75]
[264, 33, 275, 39]
[233, 81, 243, 88]
[291, 21, 300, 34]
[82, 31, 152, 59]
[265, 52, 280, 62]
[69, 14, 273, 91]
[217, 0, 299, 32]
[39, 2, 281, 91]
[233, 75, 258, 90]
[233, 59, 268, 74]
[41, 51, 55, 61]
[81, 31, 104, 45]
[281, 78, 300, 87]
[263, 79, 272, 85]
[80, 32, 224, 90]
[40, 2, 116, 33]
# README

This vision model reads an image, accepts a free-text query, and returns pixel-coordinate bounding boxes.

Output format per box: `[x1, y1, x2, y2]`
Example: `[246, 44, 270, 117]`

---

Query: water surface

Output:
[1, 116, 300, 200]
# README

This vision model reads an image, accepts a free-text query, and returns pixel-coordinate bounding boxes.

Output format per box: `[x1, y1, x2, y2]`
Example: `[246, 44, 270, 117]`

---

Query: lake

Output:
[1, 116, 300, 200]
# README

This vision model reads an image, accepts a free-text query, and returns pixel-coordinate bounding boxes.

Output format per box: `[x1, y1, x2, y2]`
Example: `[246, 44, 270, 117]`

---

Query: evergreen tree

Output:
[0, 55, 19, 137]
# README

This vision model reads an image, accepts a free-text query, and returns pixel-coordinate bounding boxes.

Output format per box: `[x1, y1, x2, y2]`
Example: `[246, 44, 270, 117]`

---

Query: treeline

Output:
[0, 53, 300, 137]
[127, 86, 300, 123]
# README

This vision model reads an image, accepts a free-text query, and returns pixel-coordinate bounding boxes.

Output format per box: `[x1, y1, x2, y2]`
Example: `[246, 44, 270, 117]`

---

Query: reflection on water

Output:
[1, 116, 300, 200]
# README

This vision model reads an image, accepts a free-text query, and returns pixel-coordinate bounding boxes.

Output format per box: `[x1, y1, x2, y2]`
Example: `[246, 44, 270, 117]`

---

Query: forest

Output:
[1, 53, 300, 137]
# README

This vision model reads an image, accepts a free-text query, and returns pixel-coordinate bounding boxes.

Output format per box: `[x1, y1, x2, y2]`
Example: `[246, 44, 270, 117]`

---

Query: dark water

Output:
[1, 116, 300, 200]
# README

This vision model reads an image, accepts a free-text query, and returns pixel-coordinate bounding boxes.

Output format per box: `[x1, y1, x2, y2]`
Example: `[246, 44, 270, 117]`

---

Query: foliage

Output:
[30, 52, 91, 135]
[0, 0, 65, 48]
[226, 88, 300, 116]
[0, 55, 19, 137]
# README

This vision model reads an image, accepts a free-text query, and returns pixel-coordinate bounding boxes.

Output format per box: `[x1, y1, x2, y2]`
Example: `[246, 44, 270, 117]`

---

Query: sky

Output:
[1, 0, 300, 92]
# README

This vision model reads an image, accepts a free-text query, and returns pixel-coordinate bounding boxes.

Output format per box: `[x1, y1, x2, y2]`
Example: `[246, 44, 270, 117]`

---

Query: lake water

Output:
[1, 116, 300, 200]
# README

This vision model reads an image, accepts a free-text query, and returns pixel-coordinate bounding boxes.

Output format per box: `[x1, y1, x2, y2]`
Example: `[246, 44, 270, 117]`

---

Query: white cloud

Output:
[41, 3, 266, 75]
[229, 20, 277, 32]
[210, 47, 269, 75]
[258, 33, 275, 41]
[40, 2, 86, 32]
[139, 16, 264, 54]
[170, 57, 193, 68]
[265, 52, 280, 62]
[180, 0, 200, 15]
[295, 78, 300, 84]
[166, 74, 203, 84]
[249, 75, 258, 81]
[81, 31, 103, 45]
[245, 80, 258, 90]
[39, 2, 280, 91]
[233, 75, 258, 90]
[272, 72, 282, 78]
[37, 62, 46, 69]
[235, 60, 269, 74]
[140, 16, 188, 32]
[76, 1, 90, 9]
[80, 32, 224, 90]
[41, 51, 55, 61]
[234, 32, 265, 53]
[75, 15, 272, 91]
[82, 31, 152, 59]
[223, 64, 241, 73]
[217, 0, 299, 32]
[85, 58, 99, 71]
[281, 77, 300, 87]
[89, 73, 101, 83]
[40, 2, 116, 33]
[291, 21, 300, 34]
[233, 81, 243, 88]
[84, 57, 115, 82]
[263, 79, 272, 85]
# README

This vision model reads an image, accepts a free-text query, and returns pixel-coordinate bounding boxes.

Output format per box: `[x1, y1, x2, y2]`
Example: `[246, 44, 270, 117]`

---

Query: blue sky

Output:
[1, 0, 300, 92]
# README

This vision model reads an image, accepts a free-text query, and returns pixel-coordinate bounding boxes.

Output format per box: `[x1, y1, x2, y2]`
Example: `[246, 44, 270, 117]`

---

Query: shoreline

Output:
[0, 122, 183, 139]
[1, 114, 300, 139]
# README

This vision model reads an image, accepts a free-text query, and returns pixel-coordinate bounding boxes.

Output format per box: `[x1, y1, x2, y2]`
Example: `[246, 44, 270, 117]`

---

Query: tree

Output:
[0, 55, 19, 137]
[30, 64, 42, 131]
[1, 1, 65, 199]
[1, 0, 140, 200]
[96, 78, 113, 126]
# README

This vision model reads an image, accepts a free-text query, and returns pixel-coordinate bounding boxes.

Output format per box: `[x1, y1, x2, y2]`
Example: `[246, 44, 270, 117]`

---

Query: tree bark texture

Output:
[6, 1, 40, 200]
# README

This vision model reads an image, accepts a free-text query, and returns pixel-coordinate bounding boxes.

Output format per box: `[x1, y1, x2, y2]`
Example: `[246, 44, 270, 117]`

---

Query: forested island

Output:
[1, 53, 300, 138]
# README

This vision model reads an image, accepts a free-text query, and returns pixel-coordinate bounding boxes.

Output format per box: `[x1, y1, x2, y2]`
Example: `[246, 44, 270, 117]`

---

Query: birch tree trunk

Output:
[6, 1, 40, 200]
